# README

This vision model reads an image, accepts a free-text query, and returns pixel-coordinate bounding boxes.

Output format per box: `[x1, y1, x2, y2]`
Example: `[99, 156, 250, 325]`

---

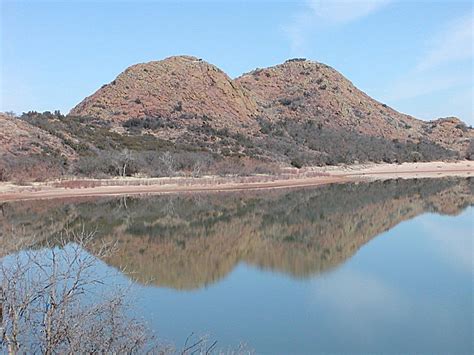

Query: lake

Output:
[1, 177, 472, 354]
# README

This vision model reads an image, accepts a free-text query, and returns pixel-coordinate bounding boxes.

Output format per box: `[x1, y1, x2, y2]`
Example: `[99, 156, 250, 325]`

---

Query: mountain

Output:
[2, 56, 473, 181]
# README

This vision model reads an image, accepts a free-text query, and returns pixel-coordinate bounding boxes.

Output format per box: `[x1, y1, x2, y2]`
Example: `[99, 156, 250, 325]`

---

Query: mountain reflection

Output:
[1, 178, 472, 290]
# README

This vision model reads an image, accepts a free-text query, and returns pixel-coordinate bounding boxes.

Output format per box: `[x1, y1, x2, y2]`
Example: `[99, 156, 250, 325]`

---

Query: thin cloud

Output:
[308, 0, 391, 25]
[384, 71, 470, 102]
[283, 0, 391, 55]
[383, 13, 473, 122]
[416, 14, 473, 72]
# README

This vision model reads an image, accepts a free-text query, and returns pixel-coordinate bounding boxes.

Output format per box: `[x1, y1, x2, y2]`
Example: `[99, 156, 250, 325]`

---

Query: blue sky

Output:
[1, 0, 473, 124]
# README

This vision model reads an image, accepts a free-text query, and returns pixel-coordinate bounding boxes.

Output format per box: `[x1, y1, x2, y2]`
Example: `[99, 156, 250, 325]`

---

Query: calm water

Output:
[1, 178, 473, 354]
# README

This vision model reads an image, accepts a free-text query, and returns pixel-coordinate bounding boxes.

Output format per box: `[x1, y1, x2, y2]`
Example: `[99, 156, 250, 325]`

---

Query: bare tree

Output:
[0, 229, 253, 354]
[179, 333, 252, 355]
[0, 230, 157, 354]
[160, 151, 176, 177]
[120, 149, 134, 177]
[191, 155, 212, 178]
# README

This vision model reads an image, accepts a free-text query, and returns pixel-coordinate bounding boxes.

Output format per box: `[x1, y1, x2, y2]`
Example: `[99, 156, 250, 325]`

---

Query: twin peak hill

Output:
[1, 55, 472, 180]
[71, 55, 472, 155]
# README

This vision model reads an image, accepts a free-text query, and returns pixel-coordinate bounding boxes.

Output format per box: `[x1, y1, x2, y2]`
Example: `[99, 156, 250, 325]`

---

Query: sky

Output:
[1, 0, 473, 124]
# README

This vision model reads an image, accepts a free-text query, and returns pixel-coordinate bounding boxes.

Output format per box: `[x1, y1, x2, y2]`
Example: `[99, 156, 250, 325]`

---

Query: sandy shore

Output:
[315, 160, 474, 178]
[0, 161, 472, 202]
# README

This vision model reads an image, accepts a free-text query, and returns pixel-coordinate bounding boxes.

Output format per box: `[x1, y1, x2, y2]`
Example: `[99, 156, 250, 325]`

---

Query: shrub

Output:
[174, 101, 183, 112]
[287, 58, 307, 62]
[290, 159, 303, 169]
[466, 139, 474, 160]
[279, 98, 292, 106]
[255, 117, 458, 167]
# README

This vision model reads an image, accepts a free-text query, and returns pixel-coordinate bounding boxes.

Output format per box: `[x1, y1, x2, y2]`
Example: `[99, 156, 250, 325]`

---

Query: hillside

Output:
[70, 55, 259, 132]
[0, 113, 76, 181]
[1, 56, 473, 181]
[236, 59, 471, 154]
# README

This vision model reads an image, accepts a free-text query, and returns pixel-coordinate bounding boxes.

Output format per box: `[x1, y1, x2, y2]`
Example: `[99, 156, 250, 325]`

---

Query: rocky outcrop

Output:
[0, 113, 77, 181]
[5, 57, 470, 181]
[237, 59, 416, 139]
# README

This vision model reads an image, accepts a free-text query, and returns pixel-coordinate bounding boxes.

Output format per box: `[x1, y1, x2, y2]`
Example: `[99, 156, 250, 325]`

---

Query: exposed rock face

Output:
[0, 113, 78, 180]
[70, 56, 259, 131]
[423, 117, 473, 156]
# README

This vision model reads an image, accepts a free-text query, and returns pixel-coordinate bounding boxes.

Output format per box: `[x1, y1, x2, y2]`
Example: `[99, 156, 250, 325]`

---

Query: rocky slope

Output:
[70, 55, 259, 132]
[236, 59, 472, 154]
[237, 59, 413, 139]
[0, 113, 75, 159]
[0, 113, 76, 180]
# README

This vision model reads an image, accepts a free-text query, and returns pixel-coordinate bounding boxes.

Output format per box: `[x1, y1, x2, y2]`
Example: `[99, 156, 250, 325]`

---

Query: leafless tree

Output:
[0, 230, 157, 354]
[191, 155, 212, 178]
[179, 333, 252, 355]
[0, 229, 253, 354]
[160, 151, 176, 177]
[119, 148, 134, 177]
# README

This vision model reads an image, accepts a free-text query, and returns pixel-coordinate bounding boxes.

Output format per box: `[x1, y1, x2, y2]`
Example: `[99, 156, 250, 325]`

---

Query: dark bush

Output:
[279, 98, 292, 106]
[123, 117, 166, 131]
[287, 58, 307, 62]
[290, 159, 303, 169]
[466, 139, 474, 160]
[174, 101, 183, 112]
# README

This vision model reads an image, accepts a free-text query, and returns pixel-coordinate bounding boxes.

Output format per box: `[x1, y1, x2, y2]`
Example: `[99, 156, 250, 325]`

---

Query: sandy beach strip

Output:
[0, 161, 472, 202]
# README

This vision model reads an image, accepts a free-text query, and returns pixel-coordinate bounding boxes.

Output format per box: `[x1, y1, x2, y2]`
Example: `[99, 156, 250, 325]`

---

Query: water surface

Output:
[1, 178, 472, 354]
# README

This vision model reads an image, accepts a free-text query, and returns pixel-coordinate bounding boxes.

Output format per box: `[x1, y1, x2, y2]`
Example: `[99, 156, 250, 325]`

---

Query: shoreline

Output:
[0, 161, 472, 202]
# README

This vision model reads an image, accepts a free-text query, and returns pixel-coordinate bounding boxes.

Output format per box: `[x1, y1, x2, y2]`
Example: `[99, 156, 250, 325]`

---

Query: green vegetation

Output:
[255, 117, 459, 166]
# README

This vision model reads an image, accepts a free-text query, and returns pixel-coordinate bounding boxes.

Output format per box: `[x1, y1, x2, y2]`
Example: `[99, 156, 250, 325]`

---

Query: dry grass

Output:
[50, 170, 330, 190]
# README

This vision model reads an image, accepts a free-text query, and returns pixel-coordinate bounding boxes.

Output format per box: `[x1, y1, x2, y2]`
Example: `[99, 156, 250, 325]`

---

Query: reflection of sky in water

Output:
[131, 208, 473, 355]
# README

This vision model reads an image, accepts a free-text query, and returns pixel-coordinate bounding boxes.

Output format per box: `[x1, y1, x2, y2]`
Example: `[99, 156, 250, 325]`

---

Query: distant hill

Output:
[1, 56, 472, 181]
